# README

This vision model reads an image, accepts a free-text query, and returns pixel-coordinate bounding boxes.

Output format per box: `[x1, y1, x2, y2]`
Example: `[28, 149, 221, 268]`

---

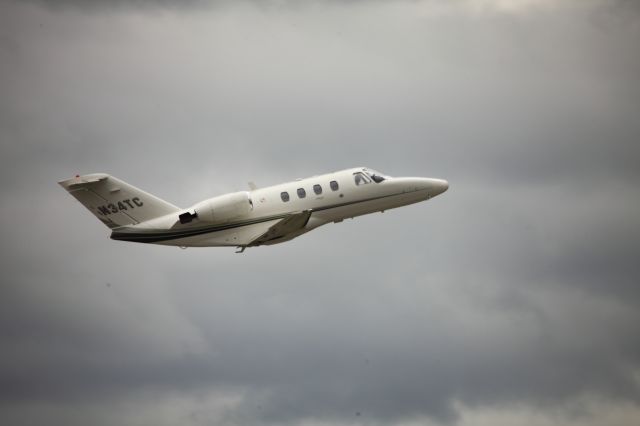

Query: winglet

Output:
[248, 181, 257, 191]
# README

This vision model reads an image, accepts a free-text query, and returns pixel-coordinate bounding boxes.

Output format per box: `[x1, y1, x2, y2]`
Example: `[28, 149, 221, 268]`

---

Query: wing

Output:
[247, 210, 312, 247]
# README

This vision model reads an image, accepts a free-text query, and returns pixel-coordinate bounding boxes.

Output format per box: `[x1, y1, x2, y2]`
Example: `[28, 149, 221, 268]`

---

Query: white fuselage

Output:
[109, 167, 449, 248]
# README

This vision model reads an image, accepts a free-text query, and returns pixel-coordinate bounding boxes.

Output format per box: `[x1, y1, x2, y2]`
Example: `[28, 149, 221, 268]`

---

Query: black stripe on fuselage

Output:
[110, 213, 288, 243]
[110, 188, 427, 243]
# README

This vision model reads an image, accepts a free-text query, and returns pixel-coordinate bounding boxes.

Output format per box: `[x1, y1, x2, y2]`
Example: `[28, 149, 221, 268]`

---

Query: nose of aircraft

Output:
[398, 177, 449, 197]
[423, 178, 448, 196]
[433, 178, 449, 195]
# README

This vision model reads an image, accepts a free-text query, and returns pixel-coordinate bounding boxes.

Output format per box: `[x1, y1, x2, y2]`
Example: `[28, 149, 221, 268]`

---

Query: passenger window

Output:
[297, 188, 306, 198]
[281, 192, 290, 202]
[354, 172, 371, 186]
[313, 184, 322, 195]
[330, 180, 339, 191]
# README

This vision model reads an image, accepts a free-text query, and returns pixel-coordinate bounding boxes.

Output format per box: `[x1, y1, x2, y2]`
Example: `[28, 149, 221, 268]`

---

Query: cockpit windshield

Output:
[363, 169, 387, 183]
[354, 172, 371, 186]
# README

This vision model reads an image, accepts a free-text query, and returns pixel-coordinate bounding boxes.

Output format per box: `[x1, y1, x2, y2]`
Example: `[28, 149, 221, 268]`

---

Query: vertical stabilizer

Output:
[58, 173, 180, 229]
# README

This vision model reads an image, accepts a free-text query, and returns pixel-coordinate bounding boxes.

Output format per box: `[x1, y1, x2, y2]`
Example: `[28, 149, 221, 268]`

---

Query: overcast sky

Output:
[1, 0, 640, 425]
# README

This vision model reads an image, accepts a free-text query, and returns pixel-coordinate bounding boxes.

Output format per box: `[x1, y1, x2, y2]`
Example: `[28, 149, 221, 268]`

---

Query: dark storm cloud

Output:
[1, 0, 640, 425]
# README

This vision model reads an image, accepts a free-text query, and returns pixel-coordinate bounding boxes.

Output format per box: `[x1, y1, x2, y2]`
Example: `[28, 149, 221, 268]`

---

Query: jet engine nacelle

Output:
[181, 192, 252, 224]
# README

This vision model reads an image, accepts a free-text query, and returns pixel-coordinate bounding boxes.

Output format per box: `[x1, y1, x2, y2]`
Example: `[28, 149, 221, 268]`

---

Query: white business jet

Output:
[59, 167, 448, 252]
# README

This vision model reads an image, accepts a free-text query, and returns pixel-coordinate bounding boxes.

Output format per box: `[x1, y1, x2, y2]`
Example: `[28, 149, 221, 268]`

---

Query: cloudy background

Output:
[1, 0, 640, 425]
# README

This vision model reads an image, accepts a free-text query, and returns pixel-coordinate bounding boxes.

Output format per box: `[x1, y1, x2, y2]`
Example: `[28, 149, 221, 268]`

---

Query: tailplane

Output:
[58, 173, 180, 229]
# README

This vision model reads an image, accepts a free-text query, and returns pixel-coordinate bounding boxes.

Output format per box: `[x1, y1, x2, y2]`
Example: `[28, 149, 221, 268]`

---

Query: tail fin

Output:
[58, 173, 180, 229]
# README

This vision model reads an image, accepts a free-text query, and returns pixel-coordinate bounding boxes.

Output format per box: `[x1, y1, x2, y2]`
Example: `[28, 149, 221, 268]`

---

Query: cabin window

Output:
[281, 191, 290, 202]
[313, 184, 322, 195]
[297, 188, 306, 198]
[330, 180, 339, 191]
[354, 172, 371, 186]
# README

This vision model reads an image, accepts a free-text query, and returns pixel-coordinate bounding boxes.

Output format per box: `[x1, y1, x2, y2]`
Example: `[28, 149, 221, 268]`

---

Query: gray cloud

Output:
[1, 0, 640, 425]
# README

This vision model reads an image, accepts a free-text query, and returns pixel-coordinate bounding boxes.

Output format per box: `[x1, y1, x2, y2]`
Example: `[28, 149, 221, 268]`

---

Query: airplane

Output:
[58, 167, 448, 253]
